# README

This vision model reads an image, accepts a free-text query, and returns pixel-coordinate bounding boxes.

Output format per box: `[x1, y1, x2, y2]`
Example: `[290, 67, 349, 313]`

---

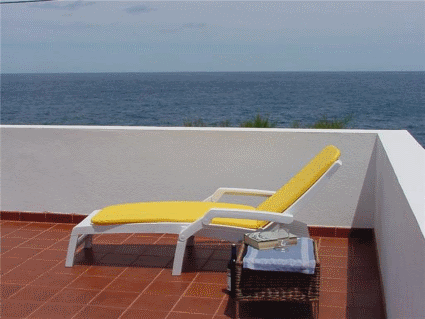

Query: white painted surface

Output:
[374, 137, 425, 319]
[1, 125, 374, 228]
[1, 125, 425, 318]
[377, 131, 425, 235]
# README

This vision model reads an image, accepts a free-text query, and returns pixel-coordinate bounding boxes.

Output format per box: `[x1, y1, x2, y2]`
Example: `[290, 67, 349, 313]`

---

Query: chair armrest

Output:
[204, 187, 275, 202]
[202, 208, 293, 225]
[179, 208, 293, 240]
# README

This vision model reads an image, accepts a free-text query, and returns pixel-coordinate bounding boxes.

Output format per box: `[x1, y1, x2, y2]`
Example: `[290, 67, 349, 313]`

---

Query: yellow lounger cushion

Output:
[256, 145, 341, 221]
[92, 145, 340, 230]
[92, 201, 263, 229]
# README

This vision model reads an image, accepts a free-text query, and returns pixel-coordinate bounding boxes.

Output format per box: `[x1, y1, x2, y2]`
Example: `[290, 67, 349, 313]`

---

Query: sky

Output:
[1, 1, 424, 73]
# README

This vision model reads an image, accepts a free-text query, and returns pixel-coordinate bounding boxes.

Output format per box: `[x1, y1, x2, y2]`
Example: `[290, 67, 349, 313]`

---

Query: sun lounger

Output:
[65, 145, 341, 275]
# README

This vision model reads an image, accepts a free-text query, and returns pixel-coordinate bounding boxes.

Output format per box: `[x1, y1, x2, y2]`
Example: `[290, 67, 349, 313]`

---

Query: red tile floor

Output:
[1, 221, 386, 318]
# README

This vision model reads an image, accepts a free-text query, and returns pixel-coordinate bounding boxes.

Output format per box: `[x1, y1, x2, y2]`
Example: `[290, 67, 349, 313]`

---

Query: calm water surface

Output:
[2, 71, 424, 146]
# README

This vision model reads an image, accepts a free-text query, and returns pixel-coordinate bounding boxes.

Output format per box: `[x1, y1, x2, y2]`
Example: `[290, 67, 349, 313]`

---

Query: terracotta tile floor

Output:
[1, 221, 386, 318]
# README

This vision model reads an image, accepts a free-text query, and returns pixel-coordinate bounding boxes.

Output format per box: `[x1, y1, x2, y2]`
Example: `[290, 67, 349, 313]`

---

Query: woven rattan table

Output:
[234, 241, 320, 319]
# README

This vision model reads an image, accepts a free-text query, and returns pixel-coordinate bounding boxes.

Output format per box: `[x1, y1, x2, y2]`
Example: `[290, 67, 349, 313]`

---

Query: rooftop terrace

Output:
[1, 219, 384, 319]
[1, 125, 424, 318]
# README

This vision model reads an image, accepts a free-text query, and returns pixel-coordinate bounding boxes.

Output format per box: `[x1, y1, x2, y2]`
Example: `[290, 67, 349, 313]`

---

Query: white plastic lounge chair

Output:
[66, 145, 341, 275]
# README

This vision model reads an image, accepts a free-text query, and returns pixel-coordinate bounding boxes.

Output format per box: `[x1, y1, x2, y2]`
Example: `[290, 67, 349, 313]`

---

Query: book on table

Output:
[244, 229, 298, 250]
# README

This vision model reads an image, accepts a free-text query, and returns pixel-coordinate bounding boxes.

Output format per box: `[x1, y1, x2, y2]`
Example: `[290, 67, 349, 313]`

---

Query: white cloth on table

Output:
[243, 237, 316, 274]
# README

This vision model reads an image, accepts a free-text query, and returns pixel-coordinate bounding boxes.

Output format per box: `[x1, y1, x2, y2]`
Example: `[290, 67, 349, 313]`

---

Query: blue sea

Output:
[1, 71, 424, 147]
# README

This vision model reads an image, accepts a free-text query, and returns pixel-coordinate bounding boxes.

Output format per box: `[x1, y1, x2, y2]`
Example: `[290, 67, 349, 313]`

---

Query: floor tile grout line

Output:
[167, 308, 220, 317]
[1, 240, 68, 262]
[213, 294, 230, 319]
[1, 224, 51, 253]
[2, 227, 384, 316]
[319, 244, 350, 249]
[319, 253, 349, 259]
[6, 258, 66, 300]
[2, 244, 66, 269]
[1, 222, 68, 246]
[116, 267, 167, 319]
[166, 308, 223, 317]
[111, 236, 227, 317]
[1, 225, 70, 276]
[153, 233, 169, 244]
[18, 224, 135, 319]
[13, 271, 159, 317]
[68, 266, 130, 319]
[164, 271, 202, 319]
[93, 233, 146, 264]
[0, 221, 33, 237]
[320, 243, 350, 248]
[22, 259, 92, 319]
[320, 276, 349, 281]
[111, 231, 168, 318]
[30, 231, 169, 319]
[319, 305, 347, 309]
[67, 232, 145, 319]
[119, 232, 137, 245]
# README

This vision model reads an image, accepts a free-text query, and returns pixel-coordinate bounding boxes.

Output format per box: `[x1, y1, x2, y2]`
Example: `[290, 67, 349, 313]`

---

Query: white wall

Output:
[1, 125, 375, 228]
[374, 133, 425, 319]
[2, 125, 425, 317]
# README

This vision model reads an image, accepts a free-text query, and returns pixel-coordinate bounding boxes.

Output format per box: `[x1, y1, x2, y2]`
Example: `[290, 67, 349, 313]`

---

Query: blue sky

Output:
[2, 1, 424, 73]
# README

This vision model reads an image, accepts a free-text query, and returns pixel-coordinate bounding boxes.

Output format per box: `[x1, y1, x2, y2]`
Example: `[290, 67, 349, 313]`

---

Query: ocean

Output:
[1, 71, 424, 147]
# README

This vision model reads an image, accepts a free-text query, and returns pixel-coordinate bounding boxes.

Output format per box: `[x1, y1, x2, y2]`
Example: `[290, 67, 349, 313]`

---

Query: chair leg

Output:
[172, 239, 188, 276]
[84, 235, 93, 249]
[65, 234, 79, 267]
[187, 235, 195, 247]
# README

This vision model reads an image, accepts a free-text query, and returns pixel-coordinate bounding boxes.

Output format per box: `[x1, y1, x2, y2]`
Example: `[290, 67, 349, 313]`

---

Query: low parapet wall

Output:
[1, 125, 375, 228]
[1, 125, 425, 318]
[374, 132, 425, 319]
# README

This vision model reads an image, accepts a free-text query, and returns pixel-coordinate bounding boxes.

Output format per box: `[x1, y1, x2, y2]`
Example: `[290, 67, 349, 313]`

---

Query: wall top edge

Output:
[0, 124, 407, 135]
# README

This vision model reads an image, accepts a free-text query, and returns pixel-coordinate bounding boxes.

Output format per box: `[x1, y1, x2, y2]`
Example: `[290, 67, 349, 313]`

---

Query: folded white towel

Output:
[243, 237, 316, 274]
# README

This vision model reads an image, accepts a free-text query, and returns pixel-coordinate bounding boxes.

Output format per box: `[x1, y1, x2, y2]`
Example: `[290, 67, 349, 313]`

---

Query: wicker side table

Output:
[234, 241, 320, 319]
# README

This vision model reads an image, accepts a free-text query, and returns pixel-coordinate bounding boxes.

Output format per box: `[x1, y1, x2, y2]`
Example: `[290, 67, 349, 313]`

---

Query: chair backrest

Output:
[256, 145, 341, 215]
